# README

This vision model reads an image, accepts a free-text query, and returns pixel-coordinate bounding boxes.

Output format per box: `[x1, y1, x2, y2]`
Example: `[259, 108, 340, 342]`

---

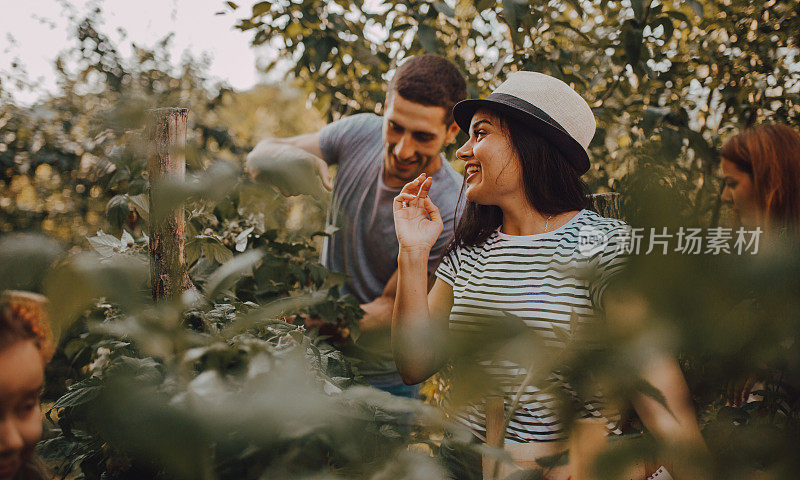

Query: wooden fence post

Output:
[147, 107, 192, 300]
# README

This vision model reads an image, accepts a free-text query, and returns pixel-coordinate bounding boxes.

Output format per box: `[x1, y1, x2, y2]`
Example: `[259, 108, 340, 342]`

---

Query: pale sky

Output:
[1, 0, 271, 105]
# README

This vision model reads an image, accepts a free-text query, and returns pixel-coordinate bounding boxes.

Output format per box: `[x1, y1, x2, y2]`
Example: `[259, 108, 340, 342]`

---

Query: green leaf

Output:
[685, 0, 703, 18]
[551, 324, 572, 344]
[665, 10, 690, 24]
[535, 449, 569, 468]
[203, 249, 264, 302]
[151, 161, 239, 223]
[633, 377, 673, 417]
[252, 1, 269, 16]
[565, 0, 584, 16]
[52, 378, 103, 409]
[44, 253, 149, 335]
[503, 469, 544, 480]
[0, 233, 62, 292]
[235, 226, 255, 252]
[661, 127, 684, 158]
[433, 1, 455, 17]
[108, 167, 131, 188]
[417, 24, 438, 53]
[622, 27, 644, 65]
[86, 230, 125, 258]
[390, 22, 413, 33]
[221, 291, 328, 338]
[640, 106, 670, 135]
[246, 144, 328, 200]
[379, 424, 401, 438]
[630, 0, 647, 23]
[128, 193, 149, 223]
[502, 0, 521, 34]
[106, 195, 130, 230]
[105, 356, 162, 384]
[202, 238, 234, 265]
[307, 262, 328, 287]
[186, 238, 202, 267]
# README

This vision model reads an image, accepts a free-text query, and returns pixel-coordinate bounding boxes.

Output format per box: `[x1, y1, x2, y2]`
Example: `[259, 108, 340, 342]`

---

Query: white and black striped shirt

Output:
[435, 209, 629, 442]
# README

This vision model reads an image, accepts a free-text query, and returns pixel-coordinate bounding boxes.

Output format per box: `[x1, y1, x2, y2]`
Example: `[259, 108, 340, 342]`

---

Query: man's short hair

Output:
[388, 55, 467, 125]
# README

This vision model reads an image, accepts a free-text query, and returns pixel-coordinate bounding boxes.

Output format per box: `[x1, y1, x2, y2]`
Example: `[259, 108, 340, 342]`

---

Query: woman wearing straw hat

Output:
[391, 72, 705, 479]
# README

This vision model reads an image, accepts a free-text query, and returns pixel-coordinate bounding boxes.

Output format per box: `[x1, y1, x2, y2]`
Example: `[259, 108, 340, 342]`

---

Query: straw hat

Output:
[453, 71, 596, 174]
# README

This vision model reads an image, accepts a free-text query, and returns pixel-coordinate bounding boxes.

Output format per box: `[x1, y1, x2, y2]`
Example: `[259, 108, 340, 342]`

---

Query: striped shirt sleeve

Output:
[589, 223, 631, 309]
[435, 249, 459, 286]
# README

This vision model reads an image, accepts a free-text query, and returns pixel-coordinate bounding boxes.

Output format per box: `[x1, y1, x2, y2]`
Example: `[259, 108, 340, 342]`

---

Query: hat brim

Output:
[453, 94, 591, 175]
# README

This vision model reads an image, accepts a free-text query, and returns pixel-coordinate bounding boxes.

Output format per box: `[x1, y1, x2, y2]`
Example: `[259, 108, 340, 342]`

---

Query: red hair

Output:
[0, 290, 55, 363]
[721, 124, 800, 235]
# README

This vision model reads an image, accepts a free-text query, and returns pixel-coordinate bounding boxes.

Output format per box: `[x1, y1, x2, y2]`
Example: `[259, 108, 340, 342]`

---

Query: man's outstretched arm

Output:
[246, 132, 332, 190]
[359, 269, 437, 332]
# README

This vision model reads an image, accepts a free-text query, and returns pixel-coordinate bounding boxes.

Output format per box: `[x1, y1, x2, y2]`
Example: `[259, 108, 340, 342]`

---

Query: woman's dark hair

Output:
[445, 110, 589, 254]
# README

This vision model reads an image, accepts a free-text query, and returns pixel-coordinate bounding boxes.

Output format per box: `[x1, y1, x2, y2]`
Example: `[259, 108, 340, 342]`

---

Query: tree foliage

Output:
[0, 12, 324, 247]
[231, 0, 800, 222]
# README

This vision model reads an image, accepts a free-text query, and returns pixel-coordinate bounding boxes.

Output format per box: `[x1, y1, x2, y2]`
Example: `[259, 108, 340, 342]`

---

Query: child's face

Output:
[0, 340, 44, 480]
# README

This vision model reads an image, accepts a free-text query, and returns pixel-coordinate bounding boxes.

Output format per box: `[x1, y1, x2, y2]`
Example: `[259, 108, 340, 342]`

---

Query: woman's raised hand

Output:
[393, 173, 444, 252]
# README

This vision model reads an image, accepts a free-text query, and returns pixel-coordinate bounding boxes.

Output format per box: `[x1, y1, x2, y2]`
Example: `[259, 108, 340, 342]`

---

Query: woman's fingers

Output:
[395, 176, 435, 212]
[417, 177, 433, 198]
[393, 192, 442, 225]
[423, 197, 442, 224]
[400, 173, 427, 195]
[393, 192, 418, 205]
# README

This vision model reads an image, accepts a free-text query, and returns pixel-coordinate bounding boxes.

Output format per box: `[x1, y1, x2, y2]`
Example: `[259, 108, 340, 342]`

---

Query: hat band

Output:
[486, 93, 570, 137]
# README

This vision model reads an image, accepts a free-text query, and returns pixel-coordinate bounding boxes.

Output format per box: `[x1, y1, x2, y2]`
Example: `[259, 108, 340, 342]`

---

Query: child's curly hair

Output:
[0, 290, 55, 363]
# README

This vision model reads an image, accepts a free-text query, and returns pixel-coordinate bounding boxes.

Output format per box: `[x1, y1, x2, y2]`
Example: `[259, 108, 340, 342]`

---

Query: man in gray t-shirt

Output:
[246, 55, 467, 396]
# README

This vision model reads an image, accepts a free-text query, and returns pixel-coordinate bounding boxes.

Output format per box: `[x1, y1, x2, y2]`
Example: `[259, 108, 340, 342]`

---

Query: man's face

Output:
[382, 92, 457, 187]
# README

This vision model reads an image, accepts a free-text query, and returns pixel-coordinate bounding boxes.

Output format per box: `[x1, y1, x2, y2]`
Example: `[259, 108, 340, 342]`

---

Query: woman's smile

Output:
[465, 162, 481, 183]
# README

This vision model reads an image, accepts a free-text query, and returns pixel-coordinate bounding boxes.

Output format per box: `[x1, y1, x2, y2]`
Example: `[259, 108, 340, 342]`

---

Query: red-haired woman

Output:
[720, 124, 800, 407]
[0, 291, 53, 480]
[720, 124, 800, 237]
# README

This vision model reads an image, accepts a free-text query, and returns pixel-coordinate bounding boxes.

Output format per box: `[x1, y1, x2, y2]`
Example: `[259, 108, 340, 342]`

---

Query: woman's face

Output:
[720, 157, 759, 227]
[0, 340, 44, 480]
[455, 109, 523, 206]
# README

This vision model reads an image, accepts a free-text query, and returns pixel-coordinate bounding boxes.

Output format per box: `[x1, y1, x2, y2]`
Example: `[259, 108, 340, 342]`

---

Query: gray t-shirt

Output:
[319, 113, 464, 377]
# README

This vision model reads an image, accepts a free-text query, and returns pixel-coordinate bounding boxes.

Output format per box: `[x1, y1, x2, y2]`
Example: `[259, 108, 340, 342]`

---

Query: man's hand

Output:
[359, 296, 394, 332]
[358, 269, 436, 333]
[315, 157, 333, 191]
[246, 143, 332, 197]
[291, 313, 352, 341]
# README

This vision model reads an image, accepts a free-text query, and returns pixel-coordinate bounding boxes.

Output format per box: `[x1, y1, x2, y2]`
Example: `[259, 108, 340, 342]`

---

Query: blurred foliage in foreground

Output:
[0, 229, 458, 480]
[3, 163, 800, 480]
